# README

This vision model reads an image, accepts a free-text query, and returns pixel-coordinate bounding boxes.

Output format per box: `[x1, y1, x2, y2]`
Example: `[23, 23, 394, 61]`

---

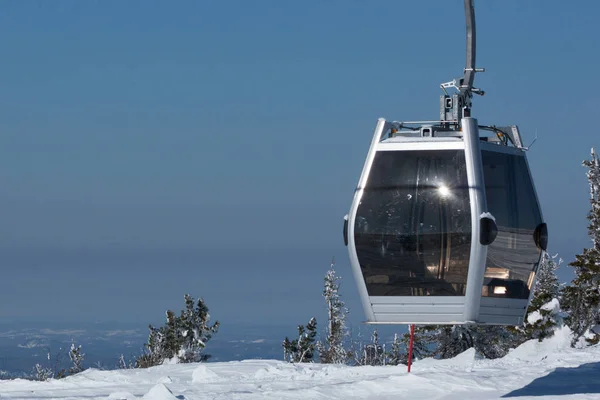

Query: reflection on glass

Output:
[481, 150, 543, 299]
[438, 185, 451, 198]
[354, 150, 471, 296]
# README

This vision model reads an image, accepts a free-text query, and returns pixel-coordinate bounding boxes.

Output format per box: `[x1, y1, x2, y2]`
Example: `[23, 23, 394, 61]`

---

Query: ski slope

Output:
[1, 327, 599, 399]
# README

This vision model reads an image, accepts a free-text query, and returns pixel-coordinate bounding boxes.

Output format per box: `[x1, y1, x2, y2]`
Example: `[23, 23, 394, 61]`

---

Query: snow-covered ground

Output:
[2, 327, 600, 399]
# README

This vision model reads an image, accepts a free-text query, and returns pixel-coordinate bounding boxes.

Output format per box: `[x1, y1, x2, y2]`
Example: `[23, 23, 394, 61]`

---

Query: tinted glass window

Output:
[354, 150, 471, 296]
[481, 150, 543, 299]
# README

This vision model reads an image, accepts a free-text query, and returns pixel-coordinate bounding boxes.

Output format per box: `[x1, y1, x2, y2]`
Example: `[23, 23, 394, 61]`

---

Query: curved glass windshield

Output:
[354, 150, 471, 296]
[481, 150, 543, 299]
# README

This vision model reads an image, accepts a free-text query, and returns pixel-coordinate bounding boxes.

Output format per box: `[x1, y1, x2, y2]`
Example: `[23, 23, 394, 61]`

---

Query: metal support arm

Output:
[440, 0, 485, 125]
[461, 0, 476, 98]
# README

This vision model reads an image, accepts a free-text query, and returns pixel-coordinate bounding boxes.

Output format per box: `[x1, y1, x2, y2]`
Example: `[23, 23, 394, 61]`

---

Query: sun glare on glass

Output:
[438, 185, 450, 198]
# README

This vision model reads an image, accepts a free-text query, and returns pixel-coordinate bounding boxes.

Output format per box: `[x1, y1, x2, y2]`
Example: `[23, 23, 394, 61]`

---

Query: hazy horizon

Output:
[1, 0, 599, 326]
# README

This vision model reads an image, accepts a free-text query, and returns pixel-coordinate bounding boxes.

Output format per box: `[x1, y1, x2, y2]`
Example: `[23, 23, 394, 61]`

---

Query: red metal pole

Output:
[407, 324, 415, 373]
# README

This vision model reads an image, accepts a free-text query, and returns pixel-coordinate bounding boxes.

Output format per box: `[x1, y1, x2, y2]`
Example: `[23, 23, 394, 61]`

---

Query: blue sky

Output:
[0, 1, 599, 327]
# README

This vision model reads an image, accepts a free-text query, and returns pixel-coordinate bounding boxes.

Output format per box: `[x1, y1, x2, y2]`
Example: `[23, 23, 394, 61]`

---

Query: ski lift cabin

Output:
[343, 1, 547, 326]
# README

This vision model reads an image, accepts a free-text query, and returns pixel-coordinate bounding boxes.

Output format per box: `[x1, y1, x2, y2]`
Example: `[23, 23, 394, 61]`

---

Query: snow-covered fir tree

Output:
[471, 325, 515, 359]
[354, 329, 385, 366]
[509, 252, 563, 342]
[401, 325, 435, 361]
[318, 259, 350, 364]
[562, 148, 600, 346]
[386, 333, 404, 366]
[177, 294, 220, 362]
[586, 147, 600, 249]
[34, 363, 53, 382]
[68, 342, 84, 375]
[137, 294, 219, 367]
[282, 317, 318, 363]
[118, 354, 129, 370]
[347, 328, 366, 366]
[409, 324, 513, 360]
[433, 325, 474, 359]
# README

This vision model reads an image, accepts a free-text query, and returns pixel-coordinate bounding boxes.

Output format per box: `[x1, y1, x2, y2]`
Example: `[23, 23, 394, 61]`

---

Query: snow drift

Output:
[1, 327, 600, 399]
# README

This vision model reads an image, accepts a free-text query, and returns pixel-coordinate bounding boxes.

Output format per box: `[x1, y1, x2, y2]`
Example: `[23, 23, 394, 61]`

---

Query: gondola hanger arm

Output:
[440, 0, 486, 125]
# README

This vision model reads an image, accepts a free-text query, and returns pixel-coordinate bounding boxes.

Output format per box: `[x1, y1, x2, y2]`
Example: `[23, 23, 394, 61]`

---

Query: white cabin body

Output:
[344, 117, 546, 325]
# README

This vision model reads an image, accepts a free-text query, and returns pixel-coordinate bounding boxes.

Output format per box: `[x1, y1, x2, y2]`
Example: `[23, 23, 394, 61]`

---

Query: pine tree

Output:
[348, 328, 366, 366]
[164, 310, 181, 359]
[386, 333, 405, 366]
[137, 324, 166, 367]
[34, 363, 53, 381]
[401, 325, 435, 361]
[509, 252, 562, 342]
[472, 325, 514, 359]
[409, 324, 513, 360]
[118, 354, 128, 370]
[177, 294, 220, 362]
[282, 317, 318, 363]
[298, 318, 318, 362]
[355, 329, 385, 366]
[137, 294, 219, 367]
[562, 148, 600, 346]
[68, 342, 84, 375]
[318, 259, 349, 364]
[435, 325, 474, 359]
[587, 148, 600, 249]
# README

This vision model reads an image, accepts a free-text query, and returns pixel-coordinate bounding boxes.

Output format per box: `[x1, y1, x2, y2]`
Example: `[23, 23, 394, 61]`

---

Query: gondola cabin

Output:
[343, 0, 547, 326]
[344, 117, 547, 325]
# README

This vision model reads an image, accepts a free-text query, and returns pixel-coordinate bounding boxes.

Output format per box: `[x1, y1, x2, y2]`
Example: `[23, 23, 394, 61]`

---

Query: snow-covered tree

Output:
[318, 259, 350, 364]
[137, 294, 219, 367]
[510, 252, 563, 342]
[562, 148, 600, 346]
[118, 353, 137, 370]
[177, 294, 220, 362]
[401, 325, 435, 361]
[434, 325, 474, 359]
[118, 354, 128, 370]
[33, 347, 69, 380]
[34, 363, 53, 382]
[386, 333, 405, 366]
[409, 324, 513, 360]
[347, 328, 366, 366]
[586, 147, 600, 249]
[282, 317, 318, 363]
[68, 342, 84, 375]
[471, 325, 515, 359]
[354, 329, 385, 366]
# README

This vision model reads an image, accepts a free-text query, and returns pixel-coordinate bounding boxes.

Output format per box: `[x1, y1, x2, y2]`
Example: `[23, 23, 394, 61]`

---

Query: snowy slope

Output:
[2, 327, 600, 399]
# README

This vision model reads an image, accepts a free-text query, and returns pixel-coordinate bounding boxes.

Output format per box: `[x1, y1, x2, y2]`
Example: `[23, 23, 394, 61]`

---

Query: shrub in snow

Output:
[317, 259, 350, 364]
[34, 363, 53, 381]
[137, 294, 219, 368]
[118, 354, 136, 369]
[31, 342, 85, 380]
[282, 317, 318, 363]
[562, 148, 600, 346]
